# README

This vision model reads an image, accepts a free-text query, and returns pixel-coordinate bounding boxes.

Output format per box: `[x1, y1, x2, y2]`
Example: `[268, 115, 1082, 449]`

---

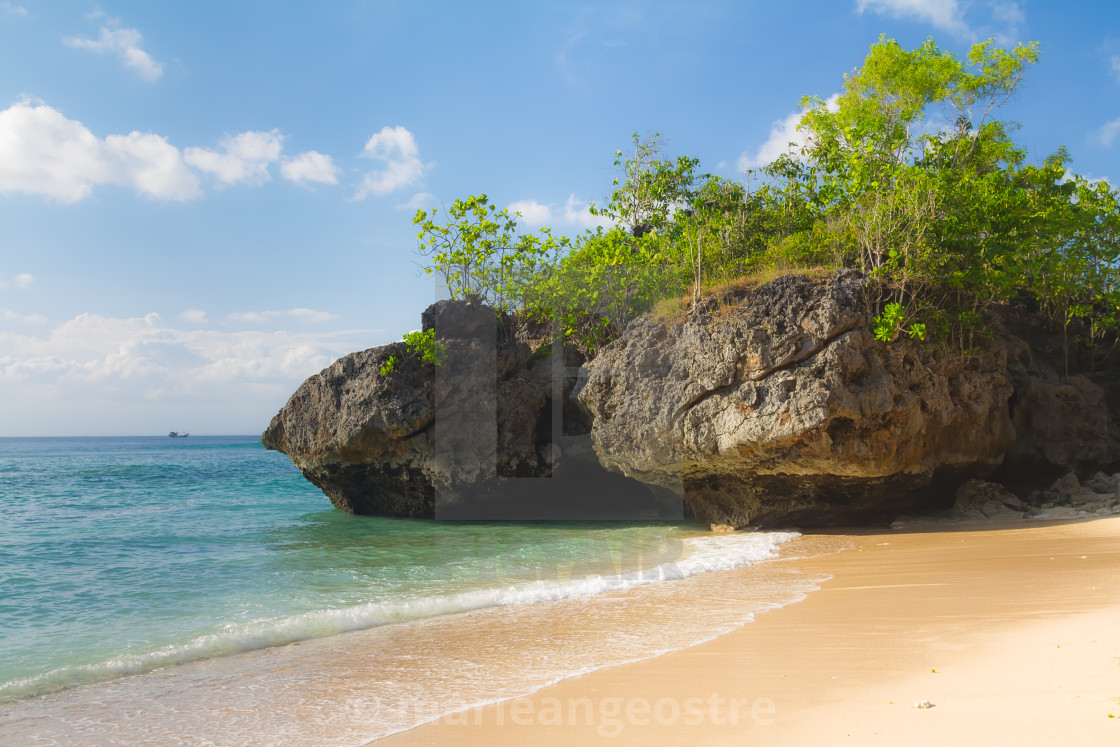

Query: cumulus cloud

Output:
[737, 95, 839, 172]
[507, 195, 612, 230]
[2, 309, 46, 323]
[227, 308, 337, 324]
[64, 20, 163, 81]
[854, 0, 971, 38]
[990, 1, 1024, 26]
[1062, 169, 1111, 187]
[0, 311, 378, 389]
[563, 195, 612, 229]
[354, 126, 428, 199]
[396, 191, 436, 211]
[1097, 118, 1120, 148]
[0, 100, 340, 202]
[184, 130, 285, 187]
[279, 150, 340, 185]
[1, 2, 27, 16]
[14, 272, 32, 287]
[854, 0, 1024, 43]
[178, 309, 207, 323]
[507, 199, 554, 226]
[0, 100, 200, 201]
[2, 311, 167, 381]
[737, 109, 805, 171]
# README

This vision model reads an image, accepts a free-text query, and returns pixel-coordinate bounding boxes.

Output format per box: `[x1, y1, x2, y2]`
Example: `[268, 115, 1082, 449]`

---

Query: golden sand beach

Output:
[375, 516, 1120, 745]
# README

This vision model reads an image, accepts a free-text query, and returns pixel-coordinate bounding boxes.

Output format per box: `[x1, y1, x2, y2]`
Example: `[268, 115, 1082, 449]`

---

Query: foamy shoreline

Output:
[0, 529, 828, 745]
[376, 516, 1120, 745]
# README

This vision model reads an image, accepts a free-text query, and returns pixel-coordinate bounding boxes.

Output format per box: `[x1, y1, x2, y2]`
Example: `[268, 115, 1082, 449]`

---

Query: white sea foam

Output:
[0, 530, 798, 704]
[0, 531, 843, 747]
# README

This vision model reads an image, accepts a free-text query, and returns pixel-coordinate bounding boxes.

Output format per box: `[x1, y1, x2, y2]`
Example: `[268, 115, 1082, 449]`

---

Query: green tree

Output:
[799, 36, 1040, 278]
[795, 35, 1041, 338]
[591, 132, 700, 237]
[413, 194, 567, 312]
[405, 36, 1120, 372]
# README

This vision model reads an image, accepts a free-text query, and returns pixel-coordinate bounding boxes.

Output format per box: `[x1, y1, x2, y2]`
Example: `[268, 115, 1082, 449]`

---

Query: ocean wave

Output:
[0, 530, 798, 704]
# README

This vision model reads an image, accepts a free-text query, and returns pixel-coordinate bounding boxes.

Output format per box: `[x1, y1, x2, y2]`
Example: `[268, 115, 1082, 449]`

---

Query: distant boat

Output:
[168, 431, 190, 438]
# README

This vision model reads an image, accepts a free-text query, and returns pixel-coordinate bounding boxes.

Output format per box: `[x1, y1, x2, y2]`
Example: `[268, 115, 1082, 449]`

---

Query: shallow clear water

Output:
[0, 436, 834, 745]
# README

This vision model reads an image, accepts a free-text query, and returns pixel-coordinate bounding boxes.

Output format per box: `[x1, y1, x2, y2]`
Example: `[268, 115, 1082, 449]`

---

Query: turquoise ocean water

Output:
[0, 436, 832, 745]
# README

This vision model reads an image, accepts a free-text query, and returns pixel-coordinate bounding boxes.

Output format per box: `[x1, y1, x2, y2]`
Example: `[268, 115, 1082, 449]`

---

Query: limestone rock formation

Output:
[266, 270, 1120, 529]
[262, 298, 676, 520]
[953, 479, 1029, 519]
[576, 270, 1115, 528]
[262, 299, 568, 517]
[1034, 471, 1120, 516]
[1004, 375, 1113, 474]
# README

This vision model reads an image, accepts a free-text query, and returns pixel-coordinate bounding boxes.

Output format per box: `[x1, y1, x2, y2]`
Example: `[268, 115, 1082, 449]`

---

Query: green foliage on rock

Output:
[411, 35, 1120, 369]
[413, 194, 570, 313]
[378, 328, 448, 376]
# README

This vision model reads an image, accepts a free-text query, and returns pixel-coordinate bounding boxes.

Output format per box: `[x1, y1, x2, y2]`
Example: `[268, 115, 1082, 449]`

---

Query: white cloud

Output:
[855, 0, 972, 38]
[1097, 117, 1120, 148]
[184, 130, 285, 187]
[280, 150, 340, 185]
[1073, 172, 1111, 187]
[14, 272, 32, 287]
[506, 195, 612, 230]
[227, 308, 337, 324]
[990, 1, 1024, 26]
[178, 309, 207, 323]
[737, 95, 839, 172]
[854, 0, 1024, 42]
[354, 126, 428, 199]
[396, 191, 436, 211]
[562, 194, 612, 229]
[0, 99, 342, 202]
[105, 131, 201, 198]
[64, 21, 163, 81]
[0, 100, 200, 202]
[2, 310, 46, 323]
[1, 2, 27, 16]
[286, 308, 338, 322]
[988, 1, 1024, 45]
[737, 110, 805, 172]
[508, 199, 554, 226]
[0, 311, 378, 390]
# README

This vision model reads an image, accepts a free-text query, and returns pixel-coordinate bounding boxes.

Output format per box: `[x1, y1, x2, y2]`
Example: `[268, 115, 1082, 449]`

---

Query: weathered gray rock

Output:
[1084, 471, 1118, 495]
[265, 270, 1120, 529]
[1006, 376, 1112, 474]
[953, 479, 1029, 519]
[262, 299, 569, 517]
[578, 271, 1022, 528]
[1036, 471, 1120, 516]
[1043, 472, 1082, 505]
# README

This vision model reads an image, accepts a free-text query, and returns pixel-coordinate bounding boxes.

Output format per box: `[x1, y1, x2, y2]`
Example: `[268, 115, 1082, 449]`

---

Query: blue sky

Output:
[1, 0, 1118, 436]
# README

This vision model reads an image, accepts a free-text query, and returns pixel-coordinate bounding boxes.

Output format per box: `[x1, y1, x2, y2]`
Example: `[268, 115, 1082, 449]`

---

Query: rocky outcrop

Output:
[1003, 375, 1113, 475]
[576, 271, 1118, 528]
[953, 479, 1029, 520]
[262, 299, 564, 517]
[1032, 471, 1120, 514]
[262, 298, 675, 519]
[266, 271, 1120, 529]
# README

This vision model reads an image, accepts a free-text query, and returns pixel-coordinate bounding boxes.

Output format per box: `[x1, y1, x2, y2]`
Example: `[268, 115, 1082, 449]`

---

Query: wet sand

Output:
[375, 516, 1120, 745]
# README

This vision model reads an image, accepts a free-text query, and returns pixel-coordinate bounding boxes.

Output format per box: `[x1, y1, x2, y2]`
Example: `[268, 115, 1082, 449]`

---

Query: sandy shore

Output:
[375, 516, 1120, 745]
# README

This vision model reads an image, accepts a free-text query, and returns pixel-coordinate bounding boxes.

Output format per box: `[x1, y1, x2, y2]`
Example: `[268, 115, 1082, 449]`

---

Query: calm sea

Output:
[0, 436, 832, 745]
